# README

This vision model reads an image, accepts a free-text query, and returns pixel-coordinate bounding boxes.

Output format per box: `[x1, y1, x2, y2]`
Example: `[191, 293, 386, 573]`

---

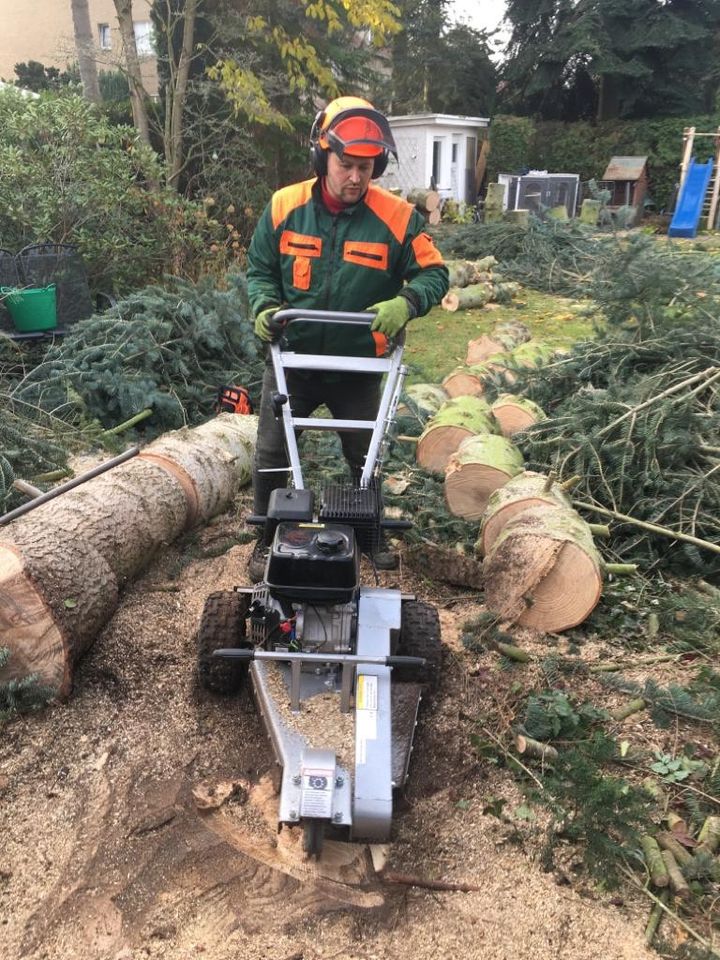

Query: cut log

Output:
[490, 394, 546, 437]
[509, 340, 557, 369]
[0, 414, 258, 697]
[442, 353, 500, 397]
[444, 434, 524, 520]
[445, 260, 476, 288]
[483, 505, 603, 632]
[477, 470, 572, 556]
[398, 383, 449, 425]
[407, 188, 440, 212]
[426, 208, 441, 225]
[466, 320, 530, 365]
[416, 397, 498, 474]
[441, 282, 493, 312]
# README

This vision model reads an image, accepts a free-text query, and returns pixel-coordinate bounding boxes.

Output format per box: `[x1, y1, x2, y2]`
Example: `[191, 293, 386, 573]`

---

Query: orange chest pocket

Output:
[343, 240, 389, 271]
[280, 231, 322, 292]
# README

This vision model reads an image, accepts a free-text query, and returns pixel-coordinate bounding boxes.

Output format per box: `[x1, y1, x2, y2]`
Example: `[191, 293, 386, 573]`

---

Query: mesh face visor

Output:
[321, 108, 398, 161]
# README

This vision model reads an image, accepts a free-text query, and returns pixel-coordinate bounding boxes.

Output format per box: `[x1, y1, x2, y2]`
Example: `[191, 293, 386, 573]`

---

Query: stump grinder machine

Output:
[196, 310, 442, 857]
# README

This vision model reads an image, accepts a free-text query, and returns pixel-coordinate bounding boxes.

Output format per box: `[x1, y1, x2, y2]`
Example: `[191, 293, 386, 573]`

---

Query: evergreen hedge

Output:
[489, 114, 720, 212]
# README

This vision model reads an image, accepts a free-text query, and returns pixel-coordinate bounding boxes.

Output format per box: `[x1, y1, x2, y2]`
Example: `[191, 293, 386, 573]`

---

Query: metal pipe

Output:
[0, 446, 140, 527]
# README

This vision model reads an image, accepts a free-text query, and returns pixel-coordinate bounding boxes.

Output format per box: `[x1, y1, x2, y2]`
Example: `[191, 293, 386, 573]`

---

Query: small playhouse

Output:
[377, 113, 490, 203]
[598, 156, 649, 216]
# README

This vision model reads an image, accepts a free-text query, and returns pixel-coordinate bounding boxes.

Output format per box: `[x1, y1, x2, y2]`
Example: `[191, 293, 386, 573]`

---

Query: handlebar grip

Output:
[385, 656, 427, 668]
[273, 308, 376, 327]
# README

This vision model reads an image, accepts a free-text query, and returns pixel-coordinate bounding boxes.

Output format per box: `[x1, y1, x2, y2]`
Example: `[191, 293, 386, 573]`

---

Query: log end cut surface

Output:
[491, 403, 539, 437]
[416, 426, 473, 473]
[445, 466, 514, 521]
[0, 545, 69, 696]
[484, 527, 602, 632]
[441, 372, 484, 398]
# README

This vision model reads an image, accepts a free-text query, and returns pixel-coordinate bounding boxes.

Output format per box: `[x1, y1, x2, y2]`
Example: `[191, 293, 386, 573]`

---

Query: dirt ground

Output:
[0, 503, 658, 960]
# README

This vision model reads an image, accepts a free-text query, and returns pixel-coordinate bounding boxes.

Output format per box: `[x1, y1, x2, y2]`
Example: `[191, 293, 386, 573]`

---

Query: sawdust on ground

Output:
[0, 503, 656, 960]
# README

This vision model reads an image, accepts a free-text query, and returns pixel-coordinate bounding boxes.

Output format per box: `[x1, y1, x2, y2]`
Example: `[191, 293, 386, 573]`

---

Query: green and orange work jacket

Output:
[247, 178, 449, 359]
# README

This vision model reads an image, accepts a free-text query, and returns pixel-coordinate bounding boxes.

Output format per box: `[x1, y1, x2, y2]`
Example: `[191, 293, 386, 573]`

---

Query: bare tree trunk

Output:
[70, 0, 101, 102]
[113, 0, 152, 147]
[166, 0, 199, 188]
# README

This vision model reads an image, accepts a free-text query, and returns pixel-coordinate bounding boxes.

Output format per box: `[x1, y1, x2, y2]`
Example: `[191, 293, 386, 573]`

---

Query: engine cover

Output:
[266, 522, 359, 604]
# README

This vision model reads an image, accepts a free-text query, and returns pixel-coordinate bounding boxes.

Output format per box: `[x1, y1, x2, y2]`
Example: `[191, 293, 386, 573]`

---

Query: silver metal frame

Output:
[268, 309, 408, 489]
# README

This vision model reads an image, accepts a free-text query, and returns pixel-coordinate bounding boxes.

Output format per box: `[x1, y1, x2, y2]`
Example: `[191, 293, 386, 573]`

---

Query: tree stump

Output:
[444, 434, 525, 520]
[490, 394, 546, 437]
[0, 414, 258, 696]
[483, 505, 603, 632]
[416, 397, 498, 474]
[477, 471, 571, 556]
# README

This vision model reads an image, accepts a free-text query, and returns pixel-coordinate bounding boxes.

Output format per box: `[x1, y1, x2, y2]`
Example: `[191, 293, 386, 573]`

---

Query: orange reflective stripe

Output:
[411, 231, 445, 268]
[293, 256, 312, 291]
[280, 230, 323, 257]
[271, 180, 314, 229]
[372, 331, 389, 357]
[364, 185, 413, 243]
[343, 240, 389, 270]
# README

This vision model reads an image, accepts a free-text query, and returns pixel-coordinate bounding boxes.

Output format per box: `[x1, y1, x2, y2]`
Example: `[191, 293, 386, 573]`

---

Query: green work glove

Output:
[254, 305, 282, 342]
[368, 296, 411, 338]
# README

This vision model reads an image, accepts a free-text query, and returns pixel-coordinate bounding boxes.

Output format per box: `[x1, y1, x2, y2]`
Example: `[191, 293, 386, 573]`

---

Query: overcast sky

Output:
[448, 0, 508, 33]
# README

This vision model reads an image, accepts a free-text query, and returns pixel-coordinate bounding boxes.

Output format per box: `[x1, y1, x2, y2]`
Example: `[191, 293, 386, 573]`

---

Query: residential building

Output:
[0, 0, 158, 95]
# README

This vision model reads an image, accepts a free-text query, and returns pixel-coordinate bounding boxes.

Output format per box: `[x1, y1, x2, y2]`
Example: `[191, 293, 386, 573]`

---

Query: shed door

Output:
[450, 136, 461, 200]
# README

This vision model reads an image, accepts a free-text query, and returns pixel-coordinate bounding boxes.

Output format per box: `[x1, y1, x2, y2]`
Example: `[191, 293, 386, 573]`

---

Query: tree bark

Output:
[478, 470, 571, 557]
[71, 0, 102, 103]
[416, 397, 497, 474]
[165, 0, 198, 188]
[113, 0, 152, 147]
[483, 505, 603, 632]
[398, 383, 449, 425]
[0, 415, 258, 697]
[444, 434, 525, 521]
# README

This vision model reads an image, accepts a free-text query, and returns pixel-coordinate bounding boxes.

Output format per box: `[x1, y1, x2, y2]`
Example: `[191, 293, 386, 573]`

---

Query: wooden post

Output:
[706, 126, 720, 230]
[679, 126, 695, 191]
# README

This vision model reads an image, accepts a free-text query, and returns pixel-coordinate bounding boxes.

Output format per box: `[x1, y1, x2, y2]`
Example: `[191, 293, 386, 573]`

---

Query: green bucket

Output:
[1, 284, 57, 332]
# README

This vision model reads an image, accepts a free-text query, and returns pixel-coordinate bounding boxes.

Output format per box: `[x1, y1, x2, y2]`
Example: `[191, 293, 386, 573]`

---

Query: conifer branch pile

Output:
[0, 273, 263, 512]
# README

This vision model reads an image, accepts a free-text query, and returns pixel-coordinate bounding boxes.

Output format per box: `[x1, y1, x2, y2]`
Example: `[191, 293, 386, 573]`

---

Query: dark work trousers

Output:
[252, 364, 381, 516]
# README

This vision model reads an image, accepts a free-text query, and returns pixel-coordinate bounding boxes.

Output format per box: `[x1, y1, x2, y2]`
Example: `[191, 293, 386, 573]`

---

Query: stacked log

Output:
[0, 414, 258, 697]
[441, 257, 519, 313]
[444, 435, 524, 520]
[416, 397, 499, 474]
[482, 504, 604, 632]
[490, 394, 546, 437]
[407, 188, 441, 225]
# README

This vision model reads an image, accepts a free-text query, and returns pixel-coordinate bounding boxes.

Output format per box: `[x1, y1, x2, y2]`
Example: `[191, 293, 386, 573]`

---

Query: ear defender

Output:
[309, 100, 396, 180]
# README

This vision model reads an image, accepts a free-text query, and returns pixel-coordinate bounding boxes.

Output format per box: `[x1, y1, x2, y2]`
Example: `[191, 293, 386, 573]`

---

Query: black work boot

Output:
[248, 538, 270, 583]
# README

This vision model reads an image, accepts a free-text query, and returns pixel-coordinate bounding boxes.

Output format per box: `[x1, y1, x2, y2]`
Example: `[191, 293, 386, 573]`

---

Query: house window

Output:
[133, 21, 153, 56]
[432, 138, 442, 185]
[98, 23, 111, 50]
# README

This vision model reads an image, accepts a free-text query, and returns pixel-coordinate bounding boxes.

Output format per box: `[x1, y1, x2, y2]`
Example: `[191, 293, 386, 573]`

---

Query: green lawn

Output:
[403, 288, 597, 384]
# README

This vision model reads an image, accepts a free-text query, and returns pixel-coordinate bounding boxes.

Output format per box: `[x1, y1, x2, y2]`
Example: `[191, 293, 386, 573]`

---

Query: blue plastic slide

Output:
[668, 157, 713, 238]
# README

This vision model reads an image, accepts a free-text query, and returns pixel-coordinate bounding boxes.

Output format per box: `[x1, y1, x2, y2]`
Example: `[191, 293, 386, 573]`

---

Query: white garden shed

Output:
[377, 113, 490, 203]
